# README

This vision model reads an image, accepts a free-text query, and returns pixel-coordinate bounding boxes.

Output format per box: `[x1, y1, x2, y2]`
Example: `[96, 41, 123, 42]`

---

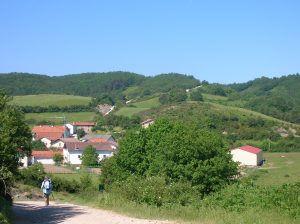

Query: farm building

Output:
[32, 125, 70, 141]
[63, 141, 116, 165]
[72, 121, 95, 133]
[31, 150, 60, 165]
[231, 145, 263, 166]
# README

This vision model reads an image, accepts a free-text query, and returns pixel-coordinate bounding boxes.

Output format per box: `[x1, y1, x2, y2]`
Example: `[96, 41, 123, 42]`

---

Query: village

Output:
[20, 118, 264, 169]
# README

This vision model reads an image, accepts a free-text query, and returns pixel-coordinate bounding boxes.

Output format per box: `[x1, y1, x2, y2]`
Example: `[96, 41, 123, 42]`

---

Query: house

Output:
[141, 119, 155, 128]
[32, 125, 70, 141]
[230, 145, 263, 166]
[31, 150, 60, 165]
[50, 137, 80, 149]
[63, 142, 116, 165]
[72, 122, 95, 133]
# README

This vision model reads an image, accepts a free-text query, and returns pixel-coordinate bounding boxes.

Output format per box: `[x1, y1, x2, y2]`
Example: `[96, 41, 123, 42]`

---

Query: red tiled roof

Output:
[31, 150, 61, 159]
[64, 142, 116, 151]
[238, 145, 262, 154]
[35, 132, 64, 141]
[89, 138, 107, 143]
[32, 125, 66, 133]
[73, 122, 95, 126]
[60, 138, 80, 143]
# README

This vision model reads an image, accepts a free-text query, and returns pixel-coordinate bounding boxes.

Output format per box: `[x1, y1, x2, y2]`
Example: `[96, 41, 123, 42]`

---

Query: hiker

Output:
[41, 176, 52, 206]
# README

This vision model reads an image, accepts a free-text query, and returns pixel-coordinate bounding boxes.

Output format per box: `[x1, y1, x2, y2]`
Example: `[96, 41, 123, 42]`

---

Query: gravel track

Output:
[13, 201, 175, 224]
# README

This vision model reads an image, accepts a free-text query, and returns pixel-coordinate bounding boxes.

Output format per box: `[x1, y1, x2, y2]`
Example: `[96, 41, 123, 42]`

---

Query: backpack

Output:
[46, 179, 53, 190]
[43, 179, 52, 194]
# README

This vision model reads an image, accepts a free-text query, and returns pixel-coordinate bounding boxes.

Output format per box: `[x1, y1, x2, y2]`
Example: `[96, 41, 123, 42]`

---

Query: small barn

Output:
[230, 145, 263, 166]
[31, 150, 57, 165]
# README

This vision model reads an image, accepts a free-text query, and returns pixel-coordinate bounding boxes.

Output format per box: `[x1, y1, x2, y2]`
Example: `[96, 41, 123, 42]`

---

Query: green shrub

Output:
[203, 182, 300, 218]
[109, 176, 200, 207]
[18, 164, 81, 193]
[101, 119, 238, 197]
[17, 163, 45, 187]
[0, 197, 11, 224]
[50, 176, 81, 193]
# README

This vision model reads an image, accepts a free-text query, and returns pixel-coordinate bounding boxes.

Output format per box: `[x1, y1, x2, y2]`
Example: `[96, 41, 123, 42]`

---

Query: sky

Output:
[0, 0, 299, 83]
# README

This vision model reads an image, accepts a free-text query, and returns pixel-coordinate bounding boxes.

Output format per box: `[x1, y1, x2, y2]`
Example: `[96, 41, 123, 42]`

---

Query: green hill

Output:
[138, 101, 300, 152]
[1, 72, 299, 124]
[0, 72, 200, 98]
[227, 74, 300, 123]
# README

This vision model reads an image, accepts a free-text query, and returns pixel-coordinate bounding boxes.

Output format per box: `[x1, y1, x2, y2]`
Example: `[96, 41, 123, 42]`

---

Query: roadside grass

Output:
[53, 189, 298, 224]
[115, 97, 160, 117]
[25, 112, 96, 125]
[15, 153, 300, 224]
[246, 152, 300, 186]
[11, 94, 91, 107]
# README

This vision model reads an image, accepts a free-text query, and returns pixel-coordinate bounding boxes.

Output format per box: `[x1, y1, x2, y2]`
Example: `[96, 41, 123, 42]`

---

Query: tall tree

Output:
[81, 145, 99, 166]
[0, 91, 32, 198]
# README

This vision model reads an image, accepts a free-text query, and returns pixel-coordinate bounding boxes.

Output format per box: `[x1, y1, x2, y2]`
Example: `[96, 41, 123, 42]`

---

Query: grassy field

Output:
[11, 94, 91, 107]
[25, 112, 96, 124]
[248, 152, 300, 186]
[115, 97, 160, 117]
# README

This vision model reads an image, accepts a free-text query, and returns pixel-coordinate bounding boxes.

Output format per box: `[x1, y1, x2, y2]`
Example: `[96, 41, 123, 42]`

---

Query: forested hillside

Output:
[139, 102, 300, 152]
[0, 72, 299, 124]
[228, 74, 300, 123]
[0, 72, 200, 98]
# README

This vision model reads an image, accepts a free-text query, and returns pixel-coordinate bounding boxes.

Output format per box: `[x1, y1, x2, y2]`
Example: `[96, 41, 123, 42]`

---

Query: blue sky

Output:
[0, 0, 299, 83]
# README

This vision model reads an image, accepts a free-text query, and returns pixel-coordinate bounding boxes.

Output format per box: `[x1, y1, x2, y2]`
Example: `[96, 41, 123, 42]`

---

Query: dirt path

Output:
[13, 201, 175, 224]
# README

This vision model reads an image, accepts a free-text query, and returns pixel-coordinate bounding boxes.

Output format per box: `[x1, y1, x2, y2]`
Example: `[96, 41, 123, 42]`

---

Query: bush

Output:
[53, 153, 64, 165]
[109, 176, 200, 207]
[17, 163, 45, 187]
[203, 182, 300, 218]
[0, 197, 11, 224]
[101, 119, 238, 197]
[81, 145, 99, 167]
[190, 89, 203, 101]
[50, 176, 81, 193]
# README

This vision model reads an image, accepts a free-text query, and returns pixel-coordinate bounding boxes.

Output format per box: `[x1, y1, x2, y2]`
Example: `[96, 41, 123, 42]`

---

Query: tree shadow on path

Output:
[13, 202, 85, 224]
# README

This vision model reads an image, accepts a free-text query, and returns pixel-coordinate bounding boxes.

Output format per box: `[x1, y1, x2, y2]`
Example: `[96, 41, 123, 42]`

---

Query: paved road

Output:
[13, 201, 174, 224]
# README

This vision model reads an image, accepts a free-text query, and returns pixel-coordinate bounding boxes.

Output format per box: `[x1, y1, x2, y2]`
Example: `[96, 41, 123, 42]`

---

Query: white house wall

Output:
[63, 149, 114, 164]
[34, 158, 55, 165]
[231, 149, 259, 166]
[51, 141, 64, 148]
[66, 124, 75, 135]
[41, 138, 52, 148]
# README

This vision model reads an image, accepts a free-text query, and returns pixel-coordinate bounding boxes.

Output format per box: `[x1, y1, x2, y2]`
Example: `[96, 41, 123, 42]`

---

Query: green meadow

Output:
[115, 97, 160, 117]
[11, 94, 91, 107]
[25, 112, 95, 124]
